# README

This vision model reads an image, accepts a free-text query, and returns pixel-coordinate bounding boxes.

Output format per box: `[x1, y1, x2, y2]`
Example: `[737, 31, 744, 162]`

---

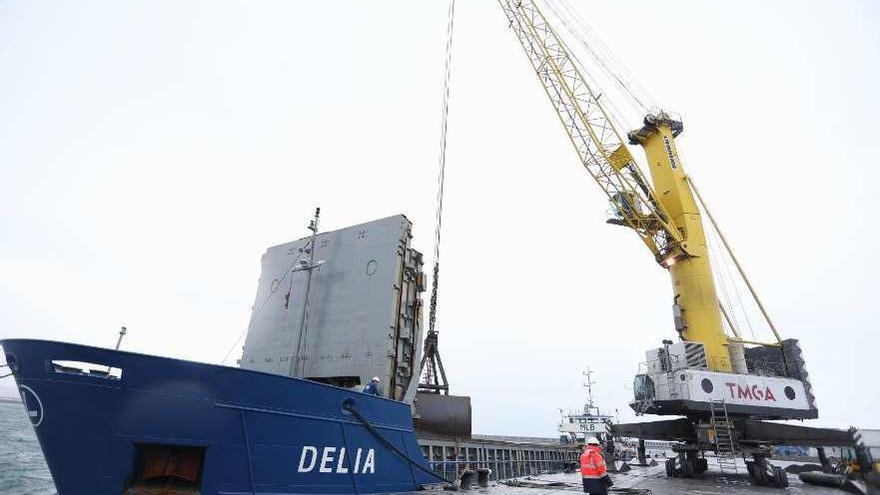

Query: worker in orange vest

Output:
[580, 437, 610, 494]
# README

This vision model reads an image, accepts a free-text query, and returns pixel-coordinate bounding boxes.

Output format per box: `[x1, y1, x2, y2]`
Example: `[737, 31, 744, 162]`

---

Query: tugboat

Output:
[557, 369, 614, 446]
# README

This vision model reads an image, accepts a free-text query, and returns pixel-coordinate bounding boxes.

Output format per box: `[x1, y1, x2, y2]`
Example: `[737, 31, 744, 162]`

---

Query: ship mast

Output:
[292, 207, 322, 377]
[583, 367, 596, 413]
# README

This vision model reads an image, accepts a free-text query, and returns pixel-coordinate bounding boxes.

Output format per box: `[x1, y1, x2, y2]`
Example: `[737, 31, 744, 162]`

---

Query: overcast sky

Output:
[1, 1, 878, 436]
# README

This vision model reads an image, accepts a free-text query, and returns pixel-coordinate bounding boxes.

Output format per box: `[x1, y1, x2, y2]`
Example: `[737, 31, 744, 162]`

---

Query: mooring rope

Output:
[343, 401, 456, 486]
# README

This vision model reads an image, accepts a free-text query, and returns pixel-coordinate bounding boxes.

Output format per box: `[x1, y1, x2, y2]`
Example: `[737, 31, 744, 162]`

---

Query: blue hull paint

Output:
[1, 339, 437, 495]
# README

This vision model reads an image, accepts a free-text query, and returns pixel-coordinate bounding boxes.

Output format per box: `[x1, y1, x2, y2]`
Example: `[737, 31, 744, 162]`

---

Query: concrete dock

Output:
[474, 460, 849, 495]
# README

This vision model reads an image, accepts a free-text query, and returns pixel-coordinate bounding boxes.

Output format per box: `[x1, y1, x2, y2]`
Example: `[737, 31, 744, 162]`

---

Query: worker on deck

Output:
[362, 376, 382, 396]
[580, 437, 609, 494]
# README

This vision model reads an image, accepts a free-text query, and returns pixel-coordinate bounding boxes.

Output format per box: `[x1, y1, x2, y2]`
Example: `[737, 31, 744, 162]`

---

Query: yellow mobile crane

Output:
[496, 0, 853, 488]
[499, 0, 742, 373]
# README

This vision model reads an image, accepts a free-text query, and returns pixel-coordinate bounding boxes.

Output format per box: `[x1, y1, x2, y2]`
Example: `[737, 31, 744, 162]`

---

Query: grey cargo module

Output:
[240, 214, 426, 403]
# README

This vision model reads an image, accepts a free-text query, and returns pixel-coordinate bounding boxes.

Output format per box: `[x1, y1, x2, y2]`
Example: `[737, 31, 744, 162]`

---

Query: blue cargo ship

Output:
[1, 215, 454, 494]
[2, 338, 441, 494]
[2, 215, 581, 494]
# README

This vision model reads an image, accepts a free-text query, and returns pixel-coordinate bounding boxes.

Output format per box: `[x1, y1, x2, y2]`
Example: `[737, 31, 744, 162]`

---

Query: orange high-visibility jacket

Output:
[579, 446, 607, 478]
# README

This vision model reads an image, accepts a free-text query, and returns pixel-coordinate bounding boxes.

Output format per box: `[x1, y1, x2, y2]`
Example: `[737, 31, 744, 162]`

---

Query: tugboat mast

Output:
[583, 367, 596, 413]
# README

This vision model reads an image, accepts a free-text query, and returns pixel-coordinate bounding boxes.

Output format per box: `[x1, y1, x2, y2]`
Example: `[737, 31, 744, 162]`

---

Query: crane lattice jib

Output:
[498, 0, 682, 260]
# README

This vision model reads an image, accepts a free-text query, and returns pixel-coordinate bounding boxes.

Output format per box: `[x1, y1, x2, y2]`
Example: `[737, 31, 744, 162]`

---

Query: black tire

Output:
[681, 458, 695, 478]
[752, 465, 768, 486]
[745, 461, 756, 479]
[695, 458, 708, 473]
[772, 466, 789, 488]
[665, 458, 675, 478]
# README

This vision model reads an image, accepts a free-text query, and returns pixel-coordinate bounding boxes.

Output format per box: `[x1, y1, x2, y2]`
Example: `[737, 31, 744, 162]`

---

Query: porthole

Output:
[701, 378, 713, 393]
[784, 386, 796, 400]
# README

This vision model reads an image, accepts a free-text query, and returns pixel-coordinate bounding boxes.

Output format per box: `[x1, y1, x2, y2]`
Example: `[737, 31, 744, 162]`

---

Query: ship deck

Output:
[453, 459, 847, 495]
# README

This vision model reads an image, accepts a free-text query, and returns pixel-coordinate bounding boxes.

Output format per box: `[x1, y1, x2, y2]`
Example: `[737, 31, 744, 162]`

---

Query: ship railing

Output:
[636, 354, 689, 376]
[421, 444, 579, 482]
[641, 354, 787, 378]
[633, 358, 686, 409]
[425, 459, 575, 482]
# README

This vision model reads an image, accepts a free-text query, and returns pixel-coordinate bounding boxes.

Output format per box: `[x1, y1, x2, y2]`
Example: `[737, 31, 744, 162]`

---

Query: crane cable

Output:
[222, 0, 459, 368]
[714, 225, 758, 341]
[705, 218, 744, 338]
[427, 0, 456, 338]
[680, 157, 761, 342]
[539, 0, 631, 133]
[544, 0, 657, 115]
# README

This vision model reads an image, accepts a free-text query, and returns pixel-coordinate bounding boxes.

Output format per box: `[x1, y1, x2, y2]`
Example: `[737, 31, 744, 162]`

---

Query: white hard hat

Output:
[586, 437, 600, 445]
[371, 376, 380, 382]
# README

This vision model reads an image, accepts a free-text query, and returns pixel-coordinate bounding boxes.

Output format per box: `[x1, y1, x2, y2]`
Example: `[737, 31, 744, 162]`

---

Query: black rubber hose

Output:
[344, 401, 456, 486]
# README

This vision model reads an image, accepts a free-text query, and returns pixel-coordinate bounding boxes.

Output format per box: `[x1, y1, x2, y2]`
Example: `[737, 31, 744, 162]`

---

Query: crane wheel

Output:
[680, 458, 696, 478]
[772, 466, 789, 488]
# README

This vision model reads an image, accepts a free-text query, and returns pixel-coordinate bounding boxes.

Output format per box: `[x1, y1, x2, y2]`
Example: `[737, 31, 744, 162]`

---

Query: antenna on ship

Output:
[105, 325, 127, 374]
[114, 325, 127, 351]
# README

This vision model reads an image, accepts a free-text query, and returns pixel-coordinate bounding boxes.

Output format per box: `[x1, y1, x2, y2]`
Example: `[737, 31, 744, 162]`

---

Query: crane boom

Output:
[498, 0, 682, 261]
[498, 0, 735, 371]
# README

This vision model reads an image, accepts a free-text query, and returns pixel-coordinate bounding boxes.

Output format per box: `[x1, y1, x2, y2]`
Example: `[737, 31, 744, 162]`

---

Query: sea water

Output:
[0, 402, 55, 495]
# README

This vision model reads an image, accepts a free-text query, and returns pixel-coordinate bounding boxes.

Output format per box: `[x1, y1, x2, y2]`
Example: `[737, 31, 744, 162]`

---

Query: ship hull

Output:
[1, 339, 438, 495]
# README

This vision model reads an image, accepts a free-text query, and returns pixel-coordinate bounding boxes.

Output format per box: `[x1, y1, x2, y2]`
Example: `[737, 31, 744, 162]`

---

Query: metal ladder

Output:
[710, 399, 738, 474]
